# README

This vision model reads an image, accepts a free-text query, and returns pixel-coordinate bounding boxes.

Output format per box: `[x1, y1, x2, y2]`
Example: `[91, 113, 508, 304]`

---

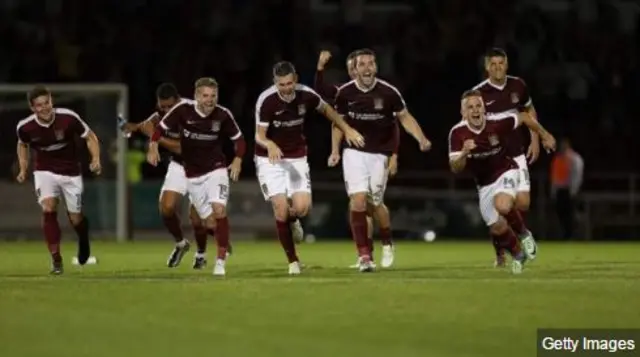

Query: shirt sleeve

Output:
[67, 111, 91, 138]
[159, 104, 183, 132]
[255, 94, 272, 128]
[334, 89, 348, 116]
[448, 126, 464, 160]
[388, 86, 407, 114]
[16, 124, 30, 144]
[221, 107, 243, 141]
[519, 78, 533, 109]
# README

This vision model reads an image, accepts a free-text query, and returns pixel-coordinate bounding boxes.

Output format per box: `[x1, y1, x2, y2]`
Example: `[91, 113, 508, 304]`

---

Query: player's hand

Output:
[541, 133, 556, 153]
[388, 154, 398, 177]
[16, 170, 27, 183]
[317, 50, 332, 70]
[462, 139, 477, 153]
[228, 157, 242, 181]
[327, 151, 341, 167]
[527, 139, 540, 164]
[344, 128, 365, 148]
[146, 144, 160, 166]
[121, 123, 138, 135]
[267, 142, 283, 163]
[418, 136, 432, 152]
[89, 159, 102, 175]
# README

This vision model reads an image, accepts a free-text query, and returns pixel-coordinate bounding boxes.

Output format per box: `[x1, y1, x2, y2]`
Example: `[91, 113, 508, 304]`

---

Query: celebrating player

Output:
[315, 50, 400, 269]
[16, 85, 101, 274]
[120, 83, 214, 269]
[255, 61, 365, 275]
[472, 48, 540, 266]
[147, 77, 245, 276]
[334, 49, 431, 272]
[448, 90, 555, 273]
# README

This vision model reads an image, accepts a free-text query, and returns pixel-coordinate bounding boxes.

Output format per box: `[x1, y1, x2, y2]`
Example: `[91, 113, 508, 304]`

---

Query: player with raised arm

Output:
[316, 50, 401, 269]
[334, 49, 432, 272]
[448, 90, 555, 274]
[120, 83, 215, 269]
[147, 77, 245, 276]
[472, 48, 540, 266]
[16, 85, 101, 275]
[255, 61, 364, 275]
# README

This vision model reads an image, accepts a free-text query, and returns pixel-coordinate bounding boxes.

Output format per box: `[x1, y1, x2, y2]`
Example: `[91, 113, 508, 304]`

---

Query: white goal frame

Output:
[0, 83, 130, 242]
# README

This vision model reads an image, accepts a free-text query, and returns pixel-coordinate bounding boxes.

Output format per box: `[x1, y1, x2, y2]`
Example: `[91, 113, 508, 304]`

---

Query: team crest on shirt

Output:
[54, 130, 64, 141]
[488, 135, 499, 146]
[510, 92, 519, 104]
[373, 98, 384, 110]
[298, 104, 306, 116]
[211, 121, 221, 132]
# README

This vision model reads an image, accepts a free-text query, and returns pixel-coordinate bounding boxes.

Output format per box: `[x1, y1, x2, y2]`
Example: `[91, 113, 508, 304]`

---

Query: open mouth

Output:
[362, 73, 373, 80]
[471, 114, 481, 120]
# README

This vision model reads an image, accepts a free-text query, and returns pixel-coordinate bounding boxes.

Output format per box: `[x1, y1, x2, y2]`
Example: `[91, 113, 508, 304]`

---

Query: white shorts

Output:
[513, 154, 530, 192]
[255, 156, 311, 201]
[478, 169, 521, 226]
[33, 171, 83, 213]
[159, 161, 188, 198]
[342, 148, 389, 206]
[187, 168, 229, 219]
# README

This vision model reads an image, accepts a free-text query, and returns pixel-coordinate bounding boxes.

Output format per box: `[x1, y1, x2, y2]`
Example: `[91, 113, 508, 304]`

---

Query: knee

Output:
[67, 212, 83, 226]
[350, 193, 368, 212]
[204, 216, 216, 230]
[158, 201, 176, 217]
[292, 197, 311, 218]
[489, 217, 509, 235]
[271, 197, 289, 221]
[41, 198, 57, 213]
[212, 204, 226, 219]
[494, 193, 514, 216]
[515, 193, 530, 212]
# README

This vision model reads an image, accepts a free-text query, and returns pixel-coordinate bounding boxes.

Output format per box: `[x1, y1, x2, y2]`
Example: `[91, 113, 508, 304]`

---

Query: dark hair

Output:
[272, 61, 296, 77]
[484, 47, 507, 59]
[194, 77, 218, 89]
[461, 89, 482, 100]
[27, 85, 51, 104]
[155, 83, 179, 100]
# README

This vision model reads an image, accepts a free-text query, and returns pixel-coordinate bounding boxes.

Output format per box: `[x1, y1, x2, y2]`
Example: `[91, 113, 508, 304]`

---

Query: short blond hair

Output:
[194, 77, 218, 89]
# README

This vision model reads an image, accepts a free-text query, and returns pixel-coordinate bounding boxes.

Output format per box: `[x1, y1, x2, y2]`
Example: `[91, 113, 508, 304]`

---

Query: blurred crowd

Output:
[0, 0, 638, 179]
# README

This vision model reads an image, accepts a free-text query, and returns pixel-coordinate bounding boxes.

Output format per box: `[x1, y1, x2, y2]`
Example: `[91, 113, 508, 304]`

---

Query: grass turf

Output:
[0, 240, 639, 357]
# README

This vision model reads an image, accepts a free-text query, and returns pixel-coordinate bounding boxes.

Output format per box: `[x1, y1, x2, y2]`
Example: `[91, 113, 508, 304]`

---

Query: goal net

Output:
[0, 84, 129, 242]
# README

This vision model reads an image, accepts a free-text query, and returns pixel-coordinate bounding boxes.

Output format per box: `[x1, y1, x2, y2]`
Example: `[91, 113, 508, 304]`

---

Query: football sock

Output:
[379, 226, 393, 246]
[491, 233, 506, 257]
[42, 212, 62, 260]
[350, 210, 370, 259]
[161, 214, 183, 242]
[214, 217, 230, 259]
[495, 228, 521, 257]
[72, 215, 91, 264]
[276, 220, 298, 263]
[193, 225, 208, 254]
[505, 210, 527, 236]
[367, 238, 375, 259]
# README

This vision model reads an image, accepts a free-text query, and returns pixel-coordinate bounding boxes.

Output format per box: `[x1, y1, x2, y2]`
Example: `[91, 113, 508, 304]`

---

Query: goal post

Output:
[0, 83, 130, 242]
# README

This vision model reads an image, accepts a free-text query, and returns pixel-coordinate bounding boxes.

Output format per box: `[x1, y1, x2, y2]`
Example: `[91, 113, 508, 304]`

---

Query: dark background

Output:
[0, 0, 637, 240]
[1, 0, 638, 176]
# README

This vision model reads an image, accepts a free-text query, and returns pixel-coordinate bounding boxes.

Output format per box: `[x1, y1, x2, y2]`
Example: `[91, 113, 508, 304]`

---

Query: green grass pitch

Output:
[0, 240, 639, 357]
